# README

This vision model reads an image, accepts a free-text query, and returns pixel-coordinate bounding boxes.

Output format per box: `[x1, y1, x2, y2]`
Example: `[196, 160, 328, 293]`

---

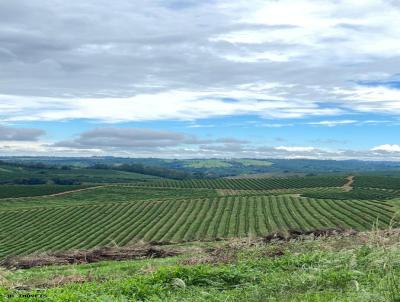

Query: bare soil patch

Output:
[343, 175, 354, 192]
[264, 228, 357, 242]
[1, 245, 180, 269]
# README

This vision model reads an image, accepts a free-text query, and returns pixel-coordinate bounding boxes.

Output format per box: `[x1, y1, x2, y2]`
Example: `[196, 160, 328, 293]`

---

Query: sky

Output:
[1, 0, 400, 160]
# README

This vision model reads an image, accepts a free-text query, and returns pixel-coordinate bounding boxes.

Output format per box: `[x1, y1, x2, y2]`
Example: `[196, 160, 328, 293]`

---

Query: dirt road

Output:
[343, 175, 354, 192]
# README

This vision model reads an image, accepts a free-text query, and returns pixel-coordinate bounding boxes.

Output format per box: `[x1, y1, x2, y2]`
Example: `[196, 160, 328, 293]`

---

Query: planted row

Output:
[134, 176, 347, 190]
[353, 176, 400, 190]
[0, 195, 395, 258]
[301, 188, 400, 201]
[0, 185, 91, 199]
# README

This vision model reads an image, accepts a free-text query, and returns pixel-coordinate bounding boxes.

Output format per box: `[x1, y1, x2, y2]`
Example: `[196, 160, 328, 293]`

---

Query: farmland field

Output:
[232, 159, 273, 166]
[1, 171, 400, 302]
[133, 176, 347, 190]
[0, 184, 92, 199]
[0, 194, 396, 258]
[353, 175, 400, 190]
[0, 174, 399, 258]
[0, 161, 160, 185]
[301, 187, 400, 200]
[184, 159, 233, 168]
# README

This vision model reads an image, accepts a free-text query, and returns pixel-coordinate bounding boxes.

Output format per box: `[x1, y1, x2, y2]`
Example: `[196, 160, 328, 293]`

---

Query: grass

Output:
[1, 229, 400, 301]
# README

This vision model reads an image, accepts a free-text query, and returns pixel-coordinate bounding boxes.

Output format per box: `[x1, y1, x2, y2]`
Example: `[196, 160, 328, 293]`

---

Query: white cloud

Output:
[214, 0, 400, 61]
[333, 86, 400, 114]
[260, 123, 294, 128]
[334, 86, 400, 103]
[274, 146, 316, 152]
[0, 0, 399, 123]
[372, 144, 400, 152]
[188, 124, 216, 128]
[1, 0, 400, 163]
[0, 89, 341, 122]
[0, 141, 47, 153]
[1, 128, 400, 161]
[221, 51, 295, 63]
[307, 120, 357, 127]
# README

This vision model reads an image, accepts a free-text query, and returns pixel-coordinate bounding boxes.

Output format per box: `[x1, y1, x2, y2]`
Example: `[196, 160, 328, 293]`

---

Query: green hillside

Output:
[0, 175, 398, 258]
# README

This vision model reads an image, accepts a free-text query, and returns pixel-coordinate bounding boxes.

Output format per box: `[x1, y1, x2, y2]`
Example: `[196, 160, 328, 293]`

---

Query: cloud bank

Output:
[0, 125, 44, 141]
[0, 126, 393, 161]
[0, 1, 400, 160]
[0, 0, 399, 123]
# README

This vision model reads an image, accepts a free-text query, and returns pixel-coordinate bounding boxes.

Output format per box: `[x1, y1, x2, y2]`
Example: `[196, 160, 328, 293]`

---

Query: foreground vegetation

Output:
[1, 229, 400, 301]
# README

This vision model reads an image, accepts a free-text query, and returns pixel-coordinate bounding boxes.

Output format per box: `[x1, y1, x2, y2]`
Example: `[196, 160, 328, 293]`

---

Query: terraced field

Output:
[0, 192, 395, 258]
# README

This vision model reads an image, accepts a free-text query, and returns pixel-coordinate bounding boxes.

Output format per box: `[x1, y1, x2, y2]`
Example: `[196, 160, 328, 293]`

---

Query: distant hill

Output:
[2, 156, 400, 178]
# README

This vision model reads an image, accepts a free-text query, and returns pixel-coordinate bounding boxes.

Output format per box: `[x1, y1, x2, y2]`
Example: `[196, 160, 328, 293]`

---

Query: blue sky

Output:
[1, 0, 400, 159]
[19, 114, 400, 150]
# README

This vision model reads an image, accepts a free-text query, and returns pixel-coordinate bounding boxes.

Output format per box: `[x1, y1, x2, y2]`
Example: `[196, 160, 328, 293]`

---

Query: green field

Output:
[301, 187, 400, 200]
[354, 175, 400, 190]
[0, 162, 160, 185]
[1, 172, 400, 301]
[0, 185, 92, 199]
[134, 176, 347, 190]
[232, 159, 273, 166]
[0, 185, 396, 258]
[184, 160, 232, 169]
[0, 186, 219, 210]
[0, 175, 399, 259]
[183, 159, 273, 169]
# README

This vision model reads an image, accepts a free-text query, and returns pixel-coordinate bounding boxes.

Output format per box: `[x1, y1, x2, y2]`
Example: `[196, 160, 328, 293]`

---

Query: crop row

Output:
[216, 187, 345, 196]
[353, 176, 400, 190]
[0, 186, 220, 210]
[0, 195, 395, 258]
[0, 185, 91, 199]
[134, 176, 347, 190]
[301, 188, 400, 201]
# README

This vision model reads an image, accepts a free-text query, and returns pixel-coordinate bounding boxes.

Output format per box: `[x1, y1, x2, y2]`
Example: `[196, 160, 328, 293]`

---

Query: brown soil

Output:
[179, 242, 242, 265]
[343, 175, 355, 192]
[1, 245, 180, 269]
[264, 228, 357, 242]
